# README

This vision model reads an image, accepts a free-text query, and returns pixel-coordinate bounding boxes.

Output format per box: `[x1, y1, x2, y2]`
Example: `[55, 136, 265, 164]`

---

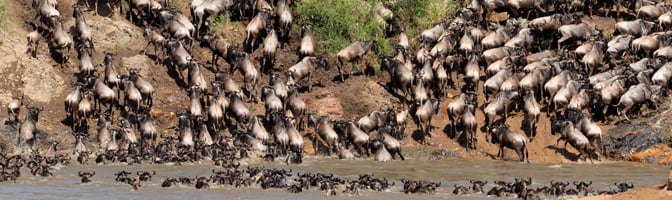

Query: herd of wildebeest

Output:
[0, 0, 670, 197]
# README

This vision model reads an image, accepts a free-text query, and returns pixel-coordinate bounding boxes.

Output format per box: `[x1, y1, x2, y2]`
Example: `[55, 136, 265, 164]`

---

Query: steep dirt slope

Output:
[0, 0, 663, 164]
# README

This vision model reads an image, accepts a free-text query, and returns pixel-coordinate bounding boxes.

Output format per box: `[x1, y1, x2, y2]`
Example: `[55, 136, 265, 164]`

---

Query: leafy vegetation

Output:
[390, 0, 461, 51]
[295, 0, 391, 65]
[295, 0, 460, 72]
[208, 12, 245, 46]
[209, 12, 231, 34]
[114, 42, 130, 50]
[0, 0, 9, 30]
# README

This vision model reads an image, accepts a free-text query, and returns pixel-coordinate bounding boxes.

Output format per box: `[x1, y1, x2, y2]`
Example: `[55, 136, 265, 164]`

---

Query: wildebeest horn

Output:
[137, 171, 143, 175]
[574, 181, 580, 185]
[79, 171, 84, 176]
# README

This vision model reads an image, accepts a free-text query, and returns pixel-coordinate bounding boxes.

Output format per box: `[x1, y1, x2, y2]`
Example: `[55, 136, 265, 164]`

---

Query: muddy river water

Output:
[0, 157, 667, 199]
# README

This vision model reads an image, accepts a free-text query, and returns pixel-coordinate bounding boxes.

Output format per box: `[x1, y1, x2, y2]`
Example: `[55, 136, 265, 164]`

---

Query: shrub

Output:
[295, 0, 461, 72]
[295, 0, 392, 70]
[208, 12, 245, 46]
[0, 0, 8, 30]
[209, 12, 230, 34]
[114, 42, 130, 50]
[390, 0, 461, 51]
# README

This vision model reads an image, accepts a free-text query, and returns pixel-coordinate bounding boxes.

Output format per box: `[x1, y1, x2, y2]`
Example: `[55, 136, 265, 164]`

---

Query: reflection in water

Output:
[0, 157, 666, 199]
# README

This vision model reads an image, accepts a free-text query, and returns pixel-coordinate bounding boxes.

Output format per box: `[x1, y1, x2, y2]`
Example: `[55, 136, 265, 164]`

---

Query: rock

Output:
[604, 116, 669, 162]
[0, 121, 19, 154]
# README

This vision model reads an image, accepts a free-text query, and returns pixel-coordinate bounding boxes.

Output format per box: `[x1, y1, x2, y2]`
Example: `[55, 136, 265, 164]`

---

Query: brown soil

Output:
[0, 1, 666, 165]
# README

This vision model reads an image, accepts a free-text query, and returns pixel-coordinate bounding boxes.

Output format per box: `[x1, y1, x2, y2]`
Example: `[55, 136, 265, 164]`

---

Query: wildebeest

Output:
[414, 99, 439, 144]
[553, 120, 594, 163]
[489, 123, 530, 163]
[336, 40, 378, 82]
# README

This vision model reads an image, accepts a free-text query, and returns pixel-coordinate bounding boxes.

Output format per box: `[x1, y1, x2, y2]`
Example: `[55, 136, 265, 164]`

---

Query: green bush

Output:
[295, 0, 392, 66]
[390, 0, 461, 51]
[295, 0, 461, 73]
[209, 12, 231, 35]
[114, 42, 130, 50]
[0, 0, 8, 30]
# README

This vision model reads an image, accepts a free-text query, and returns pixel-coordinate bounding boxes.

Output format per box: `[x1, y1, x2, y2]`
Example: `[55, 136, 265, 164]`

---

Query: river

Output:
[0, 157, 667, 199]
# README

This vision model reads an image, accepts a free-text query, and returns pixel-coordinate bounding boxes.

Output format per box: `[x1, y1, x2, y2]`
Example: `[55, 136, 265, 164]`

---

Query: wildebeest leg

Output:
[33, 40, 40, 58]
[616, 0, 622, 20]
[308, 73, 313, 92]
[498, 144, 504, 159]
[471, 131, 477, 150]
[533, 120, 538, 140]
[448, 116, 455, 138]
[211, 53, 218, 70]
[576, 150, 585, 162]
[313, 134, 319, 155]
[64, 45, 72, 66]
[504, 104, 509, 119]
[516, 148, 524, 162]
[427, 118, 433, 138]
[397, 150, 405, 160]
[620, 104, 632, 122]
[465, 131, 471, 151]
[601, 105, 610, 124]
[93, 1, 100, 15]
[524, 144, 530, 163]
[338, 60, 345, 82]
[557, 35, 570, 50]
